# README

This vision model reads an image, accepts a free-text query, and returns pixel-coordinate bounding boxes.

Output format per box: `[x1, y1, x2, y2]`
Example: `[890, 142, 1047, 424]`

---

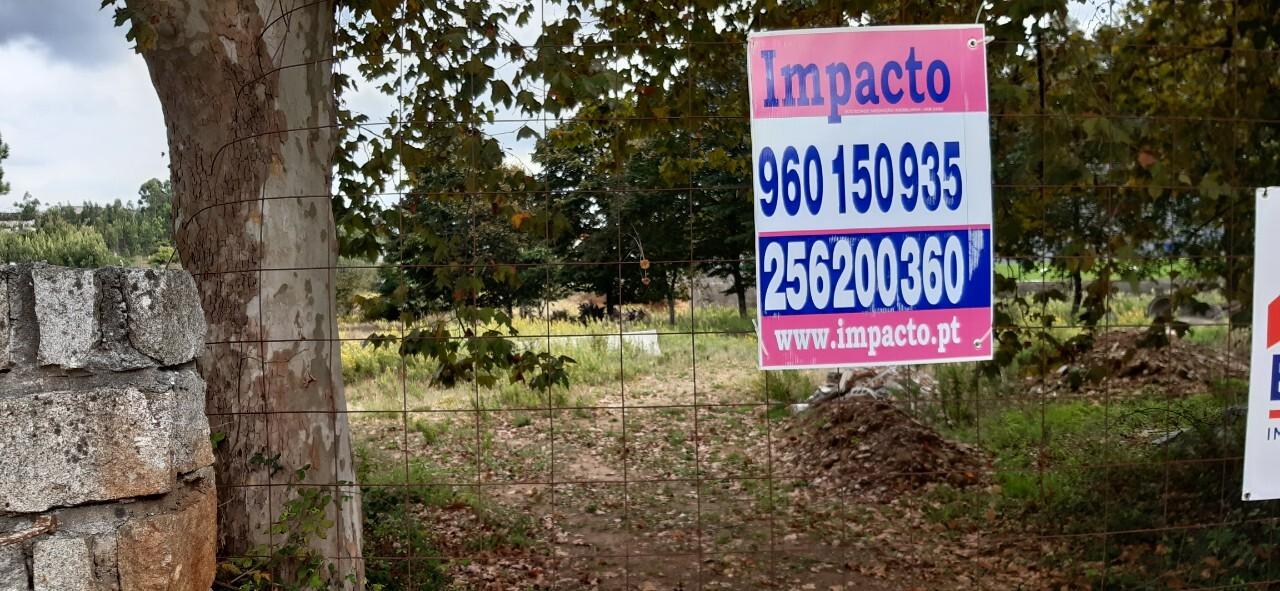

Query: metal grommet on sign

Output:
[968, 38, 979, 49]
[975, 328, 993, 350]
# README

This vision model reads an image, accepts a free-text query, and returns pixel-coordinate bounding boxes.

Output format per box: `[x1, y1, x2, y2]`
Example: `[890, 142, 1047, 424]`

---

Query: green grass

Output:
[343, 306, 759, 413]
[345, 299, 1266, 587]
[948, 392, 1236, 499]
[361, 490, 449, 590]
[357, 444, 539, 590]
[358, 450, 451, 590]
[411, 418, 447, 445]
[996, 258, 1216, 284]
[756, 369, 813, 405]
[341, 295, 1238, 415]
[924, 371, 1280, 586]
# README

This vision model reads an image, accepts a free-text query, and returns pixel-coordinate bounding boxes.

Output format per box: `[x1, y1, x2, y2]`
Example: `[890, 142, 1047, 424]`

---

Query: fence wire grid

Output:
[198, 1, 1280, 589]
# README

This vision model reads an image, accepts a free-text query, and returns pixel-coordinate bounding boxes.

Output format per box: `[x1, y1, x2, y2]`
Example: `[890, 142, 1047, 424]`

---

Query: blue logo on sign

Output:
[1272, 355, 1280, 401]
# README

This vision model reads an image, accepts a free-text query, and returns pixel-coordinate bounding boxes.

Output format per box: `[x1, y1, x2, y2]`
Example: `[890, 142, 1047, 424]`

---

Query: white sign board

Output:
[747, 25, 994, 369]
[1244, 187, 1280, 500]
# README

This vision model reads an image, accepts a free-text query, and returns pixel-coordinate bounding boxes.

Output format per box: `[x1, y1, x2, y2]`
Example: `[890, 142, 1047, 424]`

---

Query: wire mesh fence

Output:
[192, 1, 1280, 588]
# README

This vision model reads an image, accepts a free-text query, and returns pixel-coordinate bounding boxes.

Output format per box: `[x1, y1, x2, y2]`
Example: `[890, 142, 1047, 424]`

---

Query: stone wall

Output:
[0, 264, 216, 590]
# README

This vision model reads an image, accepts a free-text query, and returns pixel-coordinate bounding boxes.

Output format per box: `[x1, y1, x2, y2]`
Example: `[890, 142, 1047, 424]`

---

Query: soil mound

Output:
[778, 398, 988, 499]
[1039, 329, 1247, 397]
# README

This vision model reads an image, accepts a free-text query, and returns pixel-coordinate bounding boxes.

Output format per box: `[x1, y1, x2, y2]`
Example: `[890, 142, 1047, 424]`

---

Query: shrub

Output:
[934, 386, 1280, 586]
[335, 257, 379, 319]
[756, 370, 814, 405]
[0, 220, 116, 267]
[148, 243, 177, 268]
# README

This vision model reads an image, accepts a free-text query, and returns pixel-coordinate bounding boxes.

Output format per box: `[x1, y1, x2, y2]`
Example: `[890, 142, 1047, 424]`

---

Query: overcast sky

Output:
[0, 0, 169, 209]
[0, 1, 1115, 211]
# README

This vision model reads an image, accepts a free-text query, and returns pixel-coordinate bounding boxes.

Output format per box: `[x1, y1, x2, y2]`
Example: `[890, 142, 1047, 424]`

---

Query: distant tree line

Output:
[0, 132, 10, 197]
[0, 179, 173, 268]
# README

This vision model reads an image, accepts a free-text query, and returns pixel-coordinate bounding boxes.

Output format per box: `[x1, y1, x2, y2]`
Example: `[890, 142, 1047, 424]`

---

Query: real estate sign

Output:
[1243, 187, 1280, 500]
[748, 25, 994, 370]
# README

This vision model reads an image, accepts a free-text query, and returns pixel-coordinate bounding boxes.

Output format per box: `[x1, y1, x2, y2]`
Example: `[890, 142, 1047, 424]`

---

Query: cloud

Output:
[0, 0, 128, 66]
[0, 36, 167, 209]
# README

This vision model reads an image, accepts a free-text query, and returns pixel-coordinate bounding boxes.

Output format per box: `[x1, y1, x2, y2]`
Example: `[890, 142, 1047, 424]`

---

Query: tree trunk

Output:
[127, 0, 362, 585]
[1070, 269, 1083, 319]
[666, 289, 676, 326]
[730, 265, 747, 319]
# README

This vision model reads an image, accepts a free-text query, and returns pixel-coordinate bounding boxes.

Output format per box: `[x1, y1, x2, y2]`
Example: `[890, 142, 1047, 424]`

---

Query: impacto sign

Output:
[748, 25, 994, 370]
[1243, 187, 1280, 501]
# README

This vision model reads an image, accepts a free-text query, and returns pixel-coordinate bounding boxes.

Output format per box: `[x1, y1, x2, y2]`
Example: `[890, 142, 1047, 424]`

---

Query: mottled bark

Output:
[125, 0, 362, 585]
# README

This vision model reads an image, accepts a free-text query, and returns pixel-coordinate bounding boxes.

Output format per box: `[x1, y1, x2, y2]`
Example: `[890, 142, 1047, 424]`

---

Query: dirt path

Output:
[352, 345, 1065, 589]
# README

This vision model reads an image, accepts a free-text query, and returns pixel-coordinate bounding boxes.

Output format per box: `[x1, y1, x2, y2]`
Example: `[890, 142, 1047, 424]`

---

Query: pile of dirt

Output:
[1038, 329, 1247, 397]
[777, 398, 989, 500]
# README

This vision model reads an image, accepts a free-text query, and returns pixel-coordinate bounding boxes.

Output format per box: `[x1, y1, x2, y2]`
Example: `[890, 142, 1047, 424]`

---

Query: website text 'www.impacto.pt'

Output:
[772, 316, 962, 357]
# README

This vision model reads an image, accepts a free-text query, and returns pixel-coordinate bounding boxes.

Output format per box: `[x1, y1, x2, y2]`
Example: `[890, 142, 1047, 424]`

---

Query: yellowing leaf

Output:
[511, 211, 532, 229]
